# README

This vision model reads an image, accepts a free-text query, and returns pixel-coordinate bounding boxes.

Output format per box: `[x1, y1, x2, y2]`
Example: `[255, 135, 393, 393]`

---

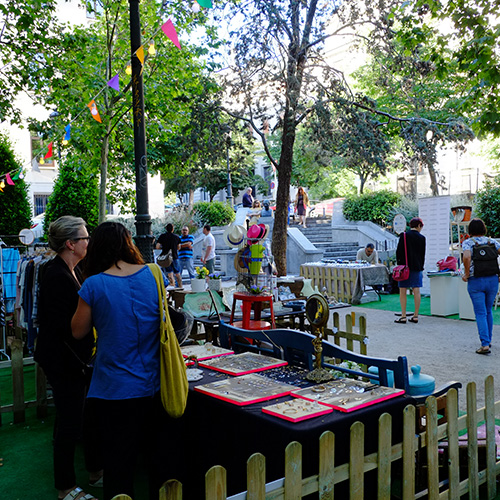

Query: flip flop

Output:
[394, 317, 407, 324]
[408, 317, 419, 324]
[476, 346, 491, 355]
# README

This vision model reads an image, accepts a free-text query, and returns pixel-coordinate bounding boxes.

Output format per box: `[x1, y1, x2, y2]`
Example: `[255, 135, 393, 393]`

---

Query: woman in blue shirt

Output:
[461, 218, 500, 354]
[72, 222, 166, 500]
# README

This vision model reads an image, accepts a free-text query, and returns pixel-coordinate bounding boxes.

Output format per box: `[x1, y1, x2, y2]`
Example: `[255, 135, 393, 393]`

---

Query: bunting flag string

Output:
[0, 1, 214, 193]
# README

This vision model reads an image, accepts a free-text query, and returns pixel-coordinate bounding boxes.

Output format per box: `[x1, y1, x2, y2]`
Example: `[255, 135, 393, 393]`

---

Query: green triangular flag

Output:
[197, 0, 212, 7]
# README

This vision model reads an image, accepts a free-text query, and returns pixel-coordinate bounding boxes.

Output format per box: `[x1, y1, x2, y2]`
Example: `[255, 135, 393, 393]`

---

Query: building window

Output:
[31, 136, 54, 167]
[34, 194, 50, 216]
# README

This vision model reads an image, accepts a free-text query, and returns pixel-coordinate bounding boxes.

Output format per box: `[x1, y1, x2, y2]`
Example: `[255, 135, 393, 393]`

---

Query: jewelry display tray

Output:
[291, 379, 405, 413]
[262, 398, 333, 423]
[194, 373, 297, 406]
[181, 344, 234, 361]
[198, 352, 288, 376]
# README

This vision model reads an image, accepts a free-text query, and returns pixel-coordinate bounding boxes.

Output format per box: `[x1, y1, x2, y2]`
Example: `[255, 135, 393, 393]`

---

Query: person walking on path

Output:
[156, 223, 182, 287]
[461, 218, 500, 354]
[201, 224, 216, 273]
[294, 187, 309, 228]
[394, 217, 426, 324]
[178, 225, 195, 280]
[242, 187, 254, 208]
[35, 216, 102, 500]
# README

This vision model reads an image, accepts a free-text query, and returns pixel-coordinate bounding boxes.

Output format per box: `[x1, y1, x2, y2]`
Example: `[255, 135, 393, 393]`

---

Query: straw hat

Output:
[247, 223, 269, 244]
[223, 224, 246, 248]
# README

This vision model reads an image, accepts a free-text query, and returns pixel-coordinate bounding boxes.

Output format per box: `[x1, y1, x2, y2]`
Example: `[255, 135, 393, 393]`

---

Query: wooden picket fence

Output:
[110, 376, 499, 500]
[300, 264, 358, 303]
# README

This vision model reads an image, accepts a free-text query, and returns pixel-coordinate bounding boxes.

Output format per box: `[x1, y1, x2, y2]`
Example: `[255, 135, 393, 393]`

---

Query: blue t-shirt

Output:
[179, 234, 194, 259]
[462, 236, 500, 277]
[79, 266, 160, 400]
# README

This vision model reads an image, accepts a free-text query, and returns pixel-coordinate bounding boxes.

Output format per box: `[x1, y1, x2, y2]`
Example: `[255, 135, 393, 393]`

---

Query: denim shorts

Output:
[166, 258, 180, 274]
[398, 270, 422, 288]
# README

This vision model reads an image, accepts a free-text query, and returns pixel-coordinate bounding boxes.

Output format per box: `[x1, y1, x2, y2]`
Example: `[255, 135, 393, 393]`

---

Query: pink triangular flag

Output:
[107, 74, 120, 91]
[5, 173, 14, 185]
[161, 20, 181, 49]
[44, 142, 53, 159]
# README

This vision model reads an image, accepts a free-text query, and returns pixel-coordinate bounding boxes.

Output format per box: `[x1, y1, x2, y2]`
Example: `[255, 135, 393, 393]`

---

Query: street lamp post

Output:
[129, 0, 153, 262]
[224, 129, 233, 208]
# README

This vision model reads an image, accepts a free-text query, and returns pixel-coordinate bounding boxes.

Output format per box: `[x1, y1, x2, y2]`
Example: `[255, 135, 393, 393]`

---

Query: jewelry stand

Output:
[305, 293, 335, 383]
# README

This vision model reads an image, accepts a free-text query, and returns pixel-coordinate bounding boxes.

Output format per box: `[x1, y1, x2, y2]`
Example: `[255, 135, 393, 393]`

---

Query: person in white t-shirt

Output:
[201, 224, 216, 273]
[356, 243, 379, 264]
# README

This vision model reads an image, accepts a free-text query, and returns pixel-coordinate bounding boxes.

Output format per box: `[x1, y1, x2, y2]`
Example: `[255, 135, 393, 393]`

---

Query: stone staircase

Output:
[294, 217, 359, 261]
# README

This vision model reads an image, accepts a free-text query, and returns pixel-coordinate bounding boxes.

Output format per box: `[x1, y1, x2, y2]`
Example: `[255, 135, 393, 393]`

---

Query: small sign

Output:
[393, 214, 407, 235]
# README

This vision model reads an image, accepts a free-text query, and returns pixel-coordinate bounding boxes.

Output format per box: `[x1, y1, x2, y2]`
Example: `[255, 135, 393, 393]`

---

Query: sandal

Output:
[408, 317, 419, 323]
[394, 317, 407, 324]
[59, 487, 97, 500]
[476, 346, 491, 355]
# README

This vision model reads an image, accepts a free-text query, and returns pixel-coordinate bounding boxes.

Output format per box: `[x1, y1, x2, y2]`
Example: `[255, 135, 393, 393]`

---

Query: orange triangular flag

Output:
[136, 45, 145, 65]
[87, 100, 102, 123]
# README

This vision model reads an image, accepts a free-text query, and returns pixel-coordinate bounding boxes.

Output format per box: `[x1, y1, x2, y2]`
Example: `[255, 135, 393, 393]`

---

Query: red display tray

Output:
[262, 398, 333, 423]
[198, 352, 287, 376]
[181, 344, 234, 361]
[291, 379, 405, 413]
[194, 373, 297, 406]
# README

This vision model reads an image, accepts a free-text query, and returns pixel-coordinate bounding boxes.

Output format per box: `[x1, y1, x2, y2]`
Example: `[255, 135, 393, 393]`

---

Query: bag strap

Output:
[403, 231, 408, 266]
[147, 263, 169, 340]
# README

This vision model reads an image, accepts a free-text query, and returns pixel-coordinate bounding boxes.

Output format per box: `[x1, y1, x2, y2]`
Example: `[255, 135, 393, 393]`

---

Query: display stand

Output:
[458, 279, 475, 320]
[450, 221, 470, 260]
[428, 274, 459, 316]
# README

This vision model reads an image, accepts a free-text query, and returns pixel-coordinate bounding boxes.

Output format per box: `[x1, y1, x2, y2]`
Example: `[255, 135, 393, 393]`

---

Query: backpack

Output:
[472, 239, 500, 277]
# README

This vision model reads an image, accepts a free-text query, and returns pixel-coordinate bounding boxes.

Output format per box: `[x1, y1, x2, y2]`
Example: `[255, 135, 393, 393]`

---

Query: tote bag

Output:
[147, 263, 188, 418]
[393, 232, 410, 282]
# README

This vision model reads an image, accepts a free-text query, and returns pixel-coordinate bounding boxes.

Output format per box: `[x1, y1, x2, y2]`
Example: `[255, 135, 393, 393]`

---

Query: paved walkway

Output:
[332, 305, 500, 411]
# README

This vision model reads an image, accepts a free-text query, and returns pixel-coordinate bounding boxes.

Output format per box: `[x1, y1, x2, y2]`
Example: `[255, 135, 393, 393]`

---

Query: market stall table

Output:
[168, 366, 415, 498]
[427, 271, 460, 316]
[300, 263, 390, 305]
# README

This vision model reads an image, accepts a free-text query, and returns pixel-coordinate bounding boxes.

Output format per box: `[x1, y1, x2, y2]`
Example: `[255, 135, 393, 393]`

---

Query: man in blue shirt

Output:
[178, 226, 195, 280]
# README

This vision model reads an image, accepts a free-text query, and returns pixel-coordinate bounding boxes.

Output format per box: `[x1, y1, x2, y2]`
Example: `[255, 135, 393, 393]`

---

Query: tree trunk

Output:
[427, 163, 440, 196]
[98, 128, 111, 224]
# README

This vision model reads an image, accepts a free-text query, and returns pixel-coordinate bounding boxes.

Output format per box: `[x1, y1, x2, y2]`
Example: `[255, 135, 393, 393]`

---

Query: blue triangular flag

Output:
[107, 74, 120, 91]
[64, 124, 71, 141]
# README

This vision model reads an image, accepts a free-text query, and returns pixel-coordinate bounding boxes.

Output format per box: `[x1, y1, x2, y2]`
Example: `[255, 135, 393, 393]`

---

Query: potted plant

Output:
[192, 266, 209, 293]
[207, 272, 222, 292]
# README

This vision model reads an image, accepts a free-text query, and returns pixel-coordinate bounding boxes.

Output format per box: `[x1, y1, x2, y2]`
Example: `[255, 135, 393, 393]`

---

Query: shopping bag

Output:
[437, 256, 458, 271]
[147, 264, 188, 418]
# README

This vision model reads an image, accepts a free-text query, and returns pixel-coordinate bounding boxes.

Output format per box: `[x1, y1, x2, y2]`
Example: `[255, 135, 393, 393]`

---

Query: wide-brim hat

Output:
[223, 224, 246, 248]
[247, 223, 269, 244]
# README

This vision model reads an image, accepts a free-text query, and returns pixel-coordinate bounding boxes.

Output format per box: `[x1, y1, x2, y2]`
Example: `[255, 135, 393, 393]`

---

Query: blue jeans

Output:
[179, 258, 195, 279]
[467, 275, 499, 347]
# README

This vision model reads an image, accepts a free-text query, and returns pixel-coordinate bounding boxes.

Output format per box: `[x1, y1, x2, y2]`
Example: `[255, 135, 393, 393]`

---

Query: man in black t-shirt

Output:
[156, 223, 182, 287]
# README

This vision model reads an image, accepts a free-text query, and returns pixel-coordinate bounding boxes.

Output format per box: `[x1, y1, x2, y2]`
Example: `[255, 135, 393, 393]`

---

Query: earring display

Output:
[262, 397, 333, 423]
[291, 378, 405, 413]
[199, 352, 287, 376]
[194, 373, 297, 405]
[181, 343, 234, 361]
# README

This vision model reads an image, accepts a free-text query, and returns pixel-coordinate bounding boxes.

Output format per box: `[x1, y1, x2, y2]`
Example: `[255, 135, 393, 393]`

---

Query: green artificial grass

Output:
[356, 293, 500, 325]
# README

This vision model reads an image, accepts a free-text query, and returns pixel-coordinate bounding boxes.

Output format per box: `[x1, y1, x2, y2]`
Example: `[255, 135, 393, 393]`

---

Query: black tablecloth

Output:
[167, 367, 415, 497]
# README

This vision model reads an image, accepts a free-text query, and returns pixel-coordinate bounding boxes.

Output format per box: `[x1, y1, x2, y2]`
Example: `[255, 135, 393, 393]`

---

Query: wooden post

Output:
[447, 389, 460, 499]
[284, 441, 302, 500]
[350, 421, 364, 500]
[425, 396, 439, 500]
[11, 338, 25, 424]
[247, 453, 265, 500]
[402, 404, 416, 500]
[160, 479, 182, 500]
[485, 375, 496, 499]
[319, 431, 335, 500]
[205, 465, 226, 500]
[378, 413, 392, 499]
[466, 382, 479, 500]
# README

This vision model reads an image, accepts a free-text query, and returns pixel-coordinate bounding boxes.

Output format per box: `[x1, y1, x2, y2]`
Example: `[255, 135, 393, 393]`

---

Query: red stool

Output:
[230, 292, 276, 330]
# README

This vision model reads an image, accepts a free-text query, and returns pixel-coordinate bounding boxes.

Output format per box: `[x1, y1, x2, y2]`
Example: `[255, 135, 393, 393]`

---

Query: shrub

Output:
[343, 190, 400, 226]
[475, 177, 500, 237]
[44, 156, 99, 235]
[388, 196, 418, 228]
[0, 134, 31, 237]
[193, 201, 235, 227]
